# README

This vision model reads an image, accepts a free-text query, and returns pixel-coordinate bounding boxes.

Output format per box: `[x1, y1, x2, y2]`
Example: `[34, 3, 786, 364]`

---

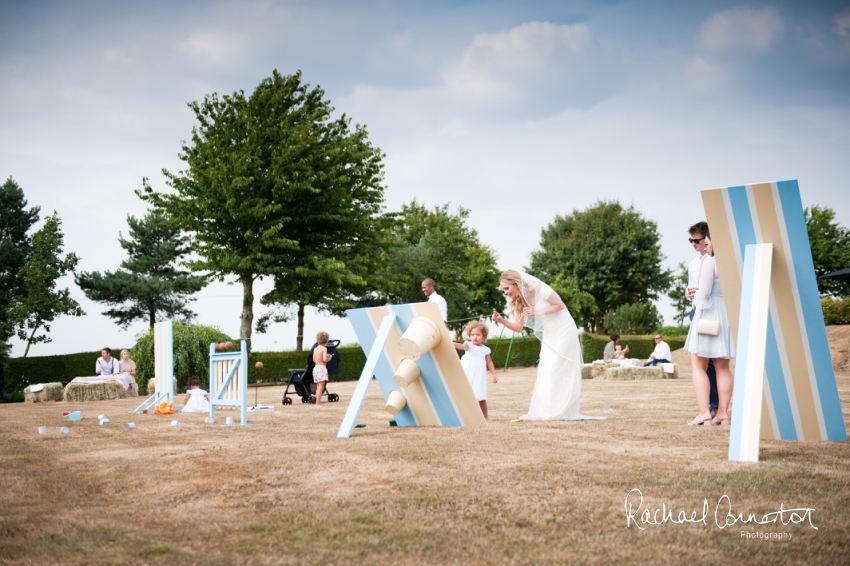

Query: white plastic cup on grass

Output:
[38, 426, 47, 435]
[204, 417, 215, 424]
[125, 422, 136, 430]
[59, 427, 70, 435]
[225, 416, 233, 425]
[171, 420, 181, 427]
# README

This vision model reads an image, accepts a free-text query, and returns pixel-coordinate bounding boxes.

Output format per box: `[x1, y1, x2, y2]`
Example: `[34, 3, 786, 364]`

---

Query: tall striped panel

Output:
[343, 303, 487, 433]
[702, 180, 846, 443]
[155, 320, 174, 403]
[728, 244, 773, 462]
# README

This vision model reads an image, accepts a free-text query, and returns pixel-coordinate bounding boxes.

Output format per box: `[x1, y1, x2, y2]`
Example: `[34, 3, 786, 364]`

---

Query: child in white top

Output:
[453, 320, 498, 420]
[182, 376, 211, 413]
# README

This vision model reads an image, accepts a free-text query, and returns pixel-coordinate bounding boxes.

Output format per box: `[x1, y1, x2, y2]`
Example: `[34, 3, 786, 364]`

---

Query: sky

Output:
[2, 0, 849, 357]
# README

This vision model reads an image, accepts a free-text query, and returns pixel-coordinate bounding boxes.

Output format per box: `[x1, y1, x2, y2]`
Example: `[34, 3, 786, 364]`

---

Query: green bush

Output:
[6, 348, 125, 399]
[132, 323, 232, 392]
[581, 332, 686, 361]
[603, 302, 663, 335]
[822, 297, 850, 325]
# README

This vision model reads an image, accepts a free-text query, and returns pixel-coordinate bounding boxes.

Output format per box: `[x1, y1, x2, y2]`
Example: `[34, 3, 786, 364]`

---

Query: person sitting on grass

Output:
[312, 331, 333, 407]
[182, 376, 211, 413]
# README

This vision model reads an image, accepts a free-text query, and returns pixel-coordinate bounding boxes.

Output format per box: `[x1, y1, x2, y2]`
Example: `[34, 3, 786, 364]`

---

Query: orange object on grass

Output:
[154, 402, 174, 415]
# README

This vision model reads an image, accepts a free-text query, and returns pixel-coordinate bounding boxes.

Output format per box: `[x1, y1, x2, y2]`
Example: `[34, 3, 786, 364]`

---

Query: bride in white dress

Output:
[492, 270, 602, 421]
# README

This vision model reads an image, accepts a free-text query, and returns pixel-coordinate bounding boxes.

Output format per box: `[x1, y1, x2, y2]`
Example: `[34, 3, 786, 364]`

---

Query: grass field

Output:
[1, 348, 849, 565]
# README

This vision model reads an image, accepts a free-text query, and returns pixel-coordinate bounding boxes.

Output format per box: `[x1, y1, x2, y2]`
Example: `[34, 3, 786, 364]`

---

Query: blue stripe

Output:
[346, 309, 416, 427]
[390, 304, 462, 426]
[776, 180, 847, 440]
[763, 318, 798, 440]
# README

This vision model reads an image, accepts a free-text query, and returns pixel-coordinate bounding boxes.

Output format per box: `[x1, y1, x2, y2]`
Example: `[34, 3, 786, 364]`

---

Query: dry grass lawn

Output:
[2, 350, 849, 565]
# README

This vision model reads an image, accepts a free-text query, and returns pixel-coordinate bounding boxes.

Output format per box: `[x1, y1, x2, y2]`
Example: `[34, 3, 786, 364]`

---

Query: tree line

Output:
[3, 69, 849, 361]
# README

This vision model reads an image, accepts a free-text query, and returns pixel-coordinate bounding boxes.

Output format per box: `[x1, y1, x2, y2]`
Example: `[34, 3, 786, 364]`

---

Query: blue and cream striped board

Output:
[344, 302, 487, 431]
[728, 244, 773, 461]
[703, 180, 846, 443]
[154, 320, 174, 403]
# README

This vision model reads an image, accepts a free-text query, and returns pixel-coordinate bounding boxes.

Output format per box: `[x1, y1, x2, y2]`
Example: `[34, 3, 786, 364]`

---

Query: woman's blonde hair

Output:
[120, 349, 129, 357]
[464, 320, 489, 341]
[500, 269, 526, 320]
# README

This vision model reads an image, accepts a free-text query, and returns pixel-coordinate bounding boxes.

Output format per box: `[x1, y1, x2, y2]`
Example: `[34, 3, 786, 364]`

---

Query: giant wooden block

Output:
[339, 302, 487, 437]
[702, 180, 846, 449]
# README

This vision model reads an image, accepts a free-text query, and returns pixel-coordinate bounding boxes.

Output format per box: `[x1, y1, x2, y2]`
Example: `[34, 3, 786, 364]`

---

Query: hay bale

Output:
[24, 382, 64, 403]
[147, 378, 178, 396]
[587, 363, 613, 379]
[605, 366, 665, 381]
[581, 364, 593, 380]
[64, 380, 127, 402]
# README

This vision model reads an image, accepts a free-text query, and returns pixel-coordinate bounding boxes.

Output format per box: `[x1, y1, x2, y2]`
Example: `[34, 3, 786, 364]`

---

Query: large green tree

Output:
[805, 205, 850, 298]
[367, 201, 503, 335]
[0, 177, 40, 343]
[138, 70, 386, 341]
[12, 212, 84, 357]
[529, 200, 672, 333]
[76, 212, 208, 329]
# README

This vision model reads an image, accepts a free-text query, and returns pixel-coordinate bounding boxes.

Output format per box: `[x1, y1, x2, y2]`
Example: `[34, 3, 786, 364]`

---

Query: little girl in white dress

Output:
[182, 376, 211, 413]
[453, 320, 498, 420]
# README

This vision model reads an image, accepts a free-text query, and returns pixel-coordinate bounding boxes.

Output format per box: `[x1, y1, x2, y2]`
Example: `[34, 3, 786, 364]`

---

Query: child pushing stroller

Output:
[282, 331, 341, 405]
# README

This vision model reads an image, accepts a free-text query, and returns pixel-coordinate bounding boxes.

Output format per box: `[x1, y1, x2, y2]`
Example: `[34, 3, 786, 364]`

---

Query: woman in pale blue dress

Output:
[684, 236, 735, 426]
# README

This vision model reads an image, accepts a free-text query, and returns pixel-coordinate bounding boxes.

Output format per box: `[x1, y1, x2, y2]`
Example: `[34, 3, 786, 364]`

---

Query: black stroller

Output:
[282, 340, 341, 405]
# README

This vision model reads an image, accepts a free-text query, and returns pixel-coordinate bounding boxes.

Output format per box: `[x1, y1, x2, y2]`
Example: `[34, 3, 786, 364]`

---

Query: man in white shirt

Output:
[421, 278, 448, 322]
[644, 334, 672, 366]
[95, 347, 119, 375]
[686, 221, 718, 415]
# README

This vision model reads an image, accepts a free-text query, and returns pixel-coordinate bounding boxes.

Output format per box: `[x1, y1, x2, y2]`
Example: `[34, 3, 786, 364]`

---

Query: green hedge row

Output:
[822, 297, 850, 325]
[581, 333, 686, 362]
[3, 331, 691, 401]
[5, 348, 126, 398]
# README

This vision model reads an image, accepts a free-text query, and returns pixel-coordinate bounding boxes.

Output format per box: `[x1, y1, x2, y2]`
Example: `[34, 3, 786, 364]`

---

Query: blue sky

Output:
[2, 0, 849, 356]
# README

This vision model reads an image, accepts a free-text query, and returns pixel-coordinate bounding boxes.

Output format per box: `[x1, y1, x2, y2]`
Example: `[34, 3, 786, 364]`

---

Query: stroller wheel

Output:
[329, 393, 339, 402]
[282, 397, 292, 405]
[308, 395, 316, 404]
[301, 396, 308, 403]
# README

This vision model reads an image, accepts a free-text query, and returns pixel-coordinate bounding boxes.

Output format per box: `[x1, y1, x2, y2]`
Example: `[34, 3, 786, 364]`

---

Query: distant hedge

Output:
[3, 331, 692, 402]
[4, 348, 125, 400]
[822, 297, 850, 325]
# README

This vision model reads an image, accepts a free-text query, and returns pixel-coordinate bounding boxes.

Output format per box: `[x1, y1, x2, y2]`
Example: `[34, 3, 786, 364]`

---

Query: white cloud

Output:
[684, 56, 730, 90]
[176, 29, 248, 68]
[442, 21, 592, 105]
[699, 6, 785, 52]
[834, 10, 850, 38]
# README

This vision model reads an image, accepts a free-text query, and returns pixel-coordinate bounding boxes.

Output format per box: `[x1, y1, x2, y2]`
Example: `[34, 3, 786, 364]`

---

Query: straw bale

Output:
[147, 378, 178, 395]
[64, 380, 127, 402]
[24, 382, 64, 403]
[604, 365, 669, 381]
[584, 363, 613, 380]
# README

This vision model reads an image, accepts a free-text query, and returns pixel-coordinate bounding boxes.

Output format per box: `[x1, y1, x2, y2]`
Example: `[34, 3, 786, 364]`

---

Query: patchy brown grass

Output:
[1, 359, 849, 565]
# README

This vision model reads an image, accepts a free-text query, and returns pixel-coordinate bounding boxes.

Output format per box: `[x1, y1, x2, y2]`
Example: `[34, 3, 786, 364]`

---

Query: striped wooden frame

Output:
[702, 180, 846, 450]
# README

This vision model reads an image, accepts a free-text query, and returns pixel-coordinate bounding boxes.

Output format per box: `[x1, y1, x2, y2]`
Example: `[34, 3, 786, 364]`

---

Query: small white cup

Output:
[204, 417, 215, 424]
[125, 422, 136, 430]
[98, 414, 106, 420]
[59, 427, 70, 435]
[225, 416, 234, 425]
[38, 426, 47, 435]
[99, 418, 110, 425]
[170, 420, 181, 427]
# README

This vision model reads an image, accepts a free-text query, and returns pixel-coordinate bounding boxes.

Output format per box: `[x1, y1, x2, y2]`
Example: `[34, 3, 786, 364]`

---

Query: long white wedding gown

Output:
[518, 273, 604, 421]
